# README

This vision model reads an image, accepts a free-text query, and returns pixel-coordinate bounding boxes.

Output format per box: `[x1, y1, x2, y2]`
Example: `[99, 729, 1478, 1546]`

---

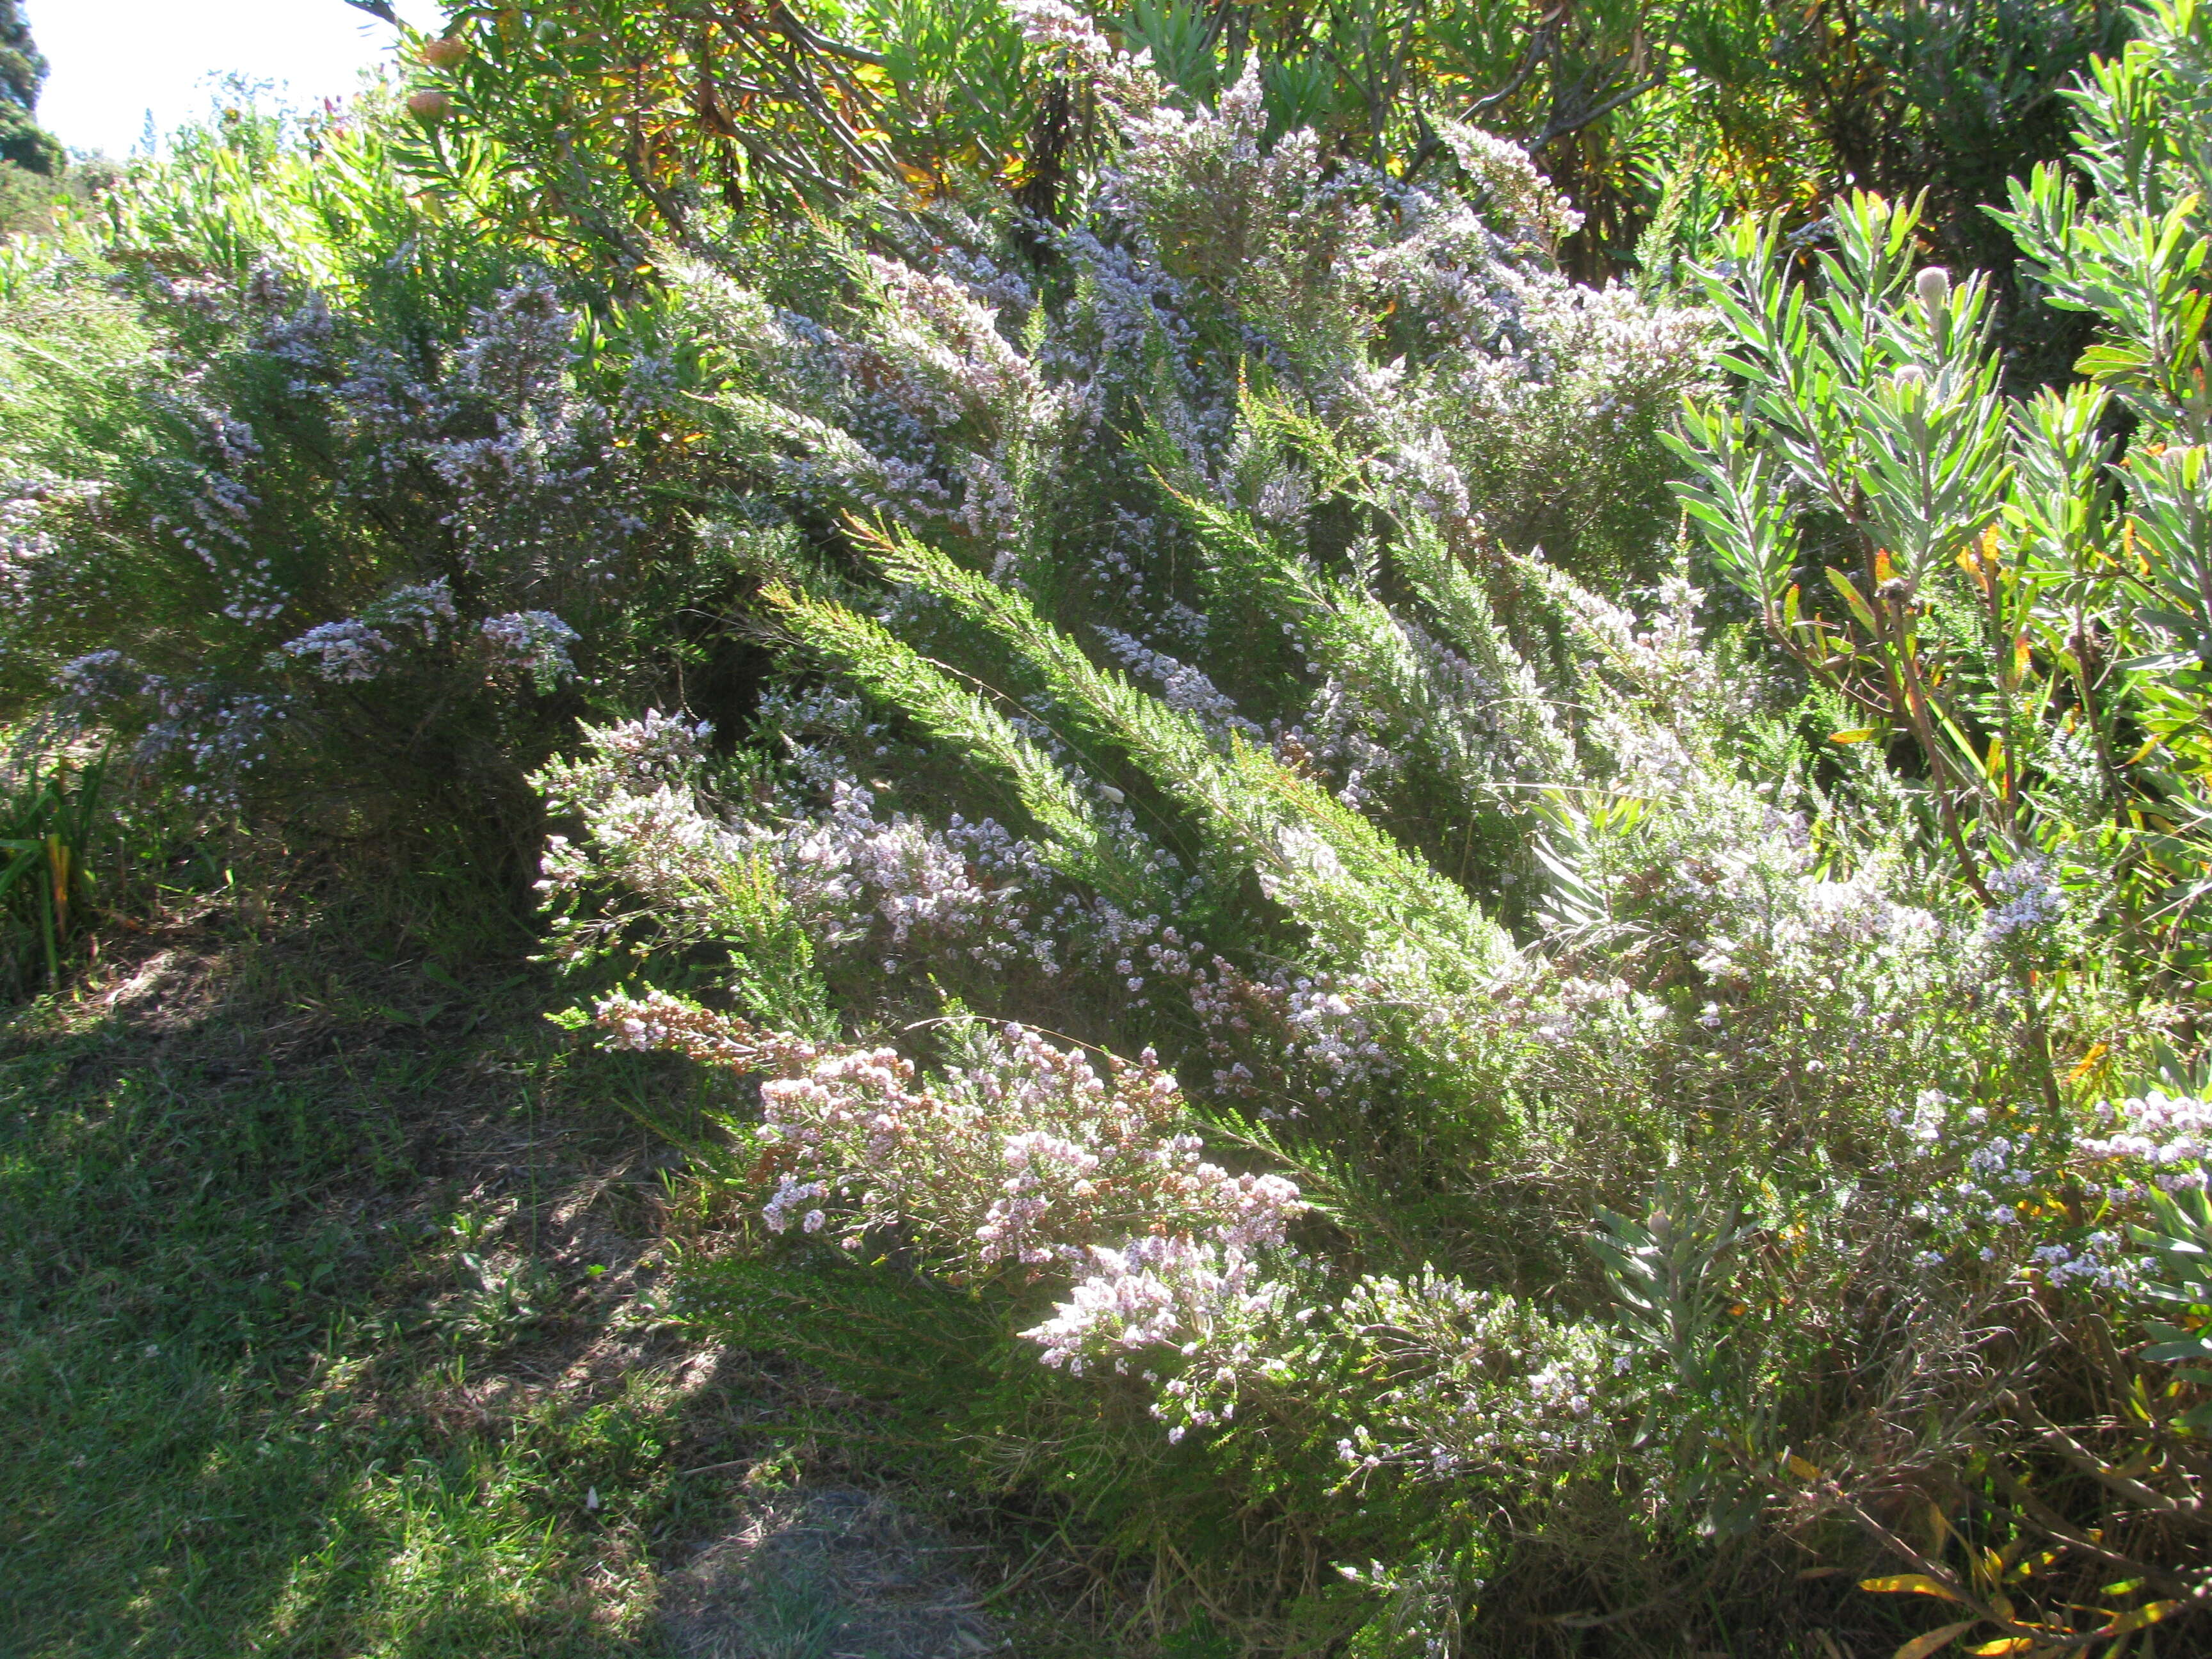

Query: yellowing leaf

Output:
[1830, 728, 1879, 744]
[2096, 1600, 2181, 1636]
[1891, 1621, 1978, 1659]
[1863, 1575, 1966, 1601]
[1957, 528, 2000, 593]
[1927, 1502, 1956, 1551]
[1825, 565, 1880, 630]
[2066, 1043, 2109, 1083]
[1786, 1454, 1825, 1481]
[1963, 1640, 2033, 1656]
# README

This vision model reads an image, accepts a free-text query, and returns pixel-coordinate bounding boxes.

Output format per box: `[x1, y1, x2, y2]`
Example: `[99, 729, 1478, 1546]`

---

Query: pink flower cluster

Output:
[592, 991, 1304, 1379]
[479, 609, 580, 689]
[2081, 1089, 2212, 1194]
[1020, 1232, 1294, 1423]
[281, 578, 461, 682]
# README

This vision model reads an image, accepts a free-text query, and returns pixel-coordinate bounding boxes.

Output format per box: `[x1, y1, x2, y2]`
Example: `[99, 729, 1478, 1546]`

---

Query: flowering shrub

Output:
[595, 987, 1302, 1267]
[10, 1, 2212, 1652]
[591, 980, 1637, 1477]
[489, 19, 2011, 1646]
[0, 107, 746, 876]
[509, 3, 2212, 1644]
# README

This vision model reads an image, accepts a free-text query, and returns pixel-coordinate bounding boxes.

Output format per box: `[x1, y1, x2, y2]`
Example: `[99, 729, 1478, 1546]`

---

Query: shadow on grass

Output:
[0, 910, 730, 1658]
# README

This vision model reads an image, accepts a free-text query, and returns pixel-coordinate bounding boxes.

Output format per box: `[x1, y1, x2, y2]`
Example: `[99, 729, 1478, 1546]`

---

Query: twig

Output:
[2007, 1397, 2206, 1524]
[678, 1457, 755, 1476]
[1990, 1463, 2195, 1599]
[1534, 74, 1664, 152]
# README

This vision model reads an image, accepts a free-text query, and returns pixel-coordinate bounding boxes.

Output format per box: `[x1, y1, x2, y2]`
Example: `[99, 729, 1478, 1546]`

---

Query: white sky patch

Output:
[29, 0, 449, 160]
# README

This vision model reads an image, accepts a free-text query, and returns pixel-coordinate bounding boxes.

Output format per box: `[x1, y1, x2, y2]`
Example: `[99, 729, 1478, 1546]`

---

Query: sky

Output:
[29, 0, 451, 160]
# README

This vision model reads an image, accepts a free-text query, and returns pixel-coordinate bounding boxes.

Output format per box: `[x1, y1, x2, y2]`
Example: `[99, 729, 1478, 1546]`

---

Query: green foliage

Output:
[0, 749, 105, 994]
[397, 0, 1038, 275]
[1678, 0, 2212, 976]
[0, 0, 58, 177]
[509, 4, 2212, 1644]
[2131, 1183, 2212, 1384]
[518, 17, 2099, 1643]
[678, 1247, 1404, 1651]
[0, 975, 689, 1656]
[0, 155, 55, 232]
[378, 0, 2138, 296]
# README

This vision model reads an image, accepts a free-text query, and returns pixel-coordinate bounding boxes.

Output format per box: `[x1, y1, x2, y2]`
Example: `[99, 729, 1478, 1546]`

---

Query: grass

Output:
[0, 885, 844, 1659]
[0, 837, 1215, 1659]
[1, 936, 665, 1655]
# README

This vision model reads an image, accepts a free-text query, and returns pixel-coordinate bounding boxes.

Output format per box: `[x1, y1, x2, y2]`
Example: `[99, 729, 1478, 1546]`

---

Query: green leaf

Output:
[2140, 1336, 2212, 1362]
[2075, 341, 2154, 384]
[1823, 566, 1880, 632]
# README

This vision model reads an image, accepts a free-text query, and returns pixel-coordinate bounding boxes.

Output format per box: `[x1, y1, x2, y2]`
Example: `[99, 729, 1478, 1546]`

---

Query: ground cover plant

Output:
[12, 0, 2212, 1653]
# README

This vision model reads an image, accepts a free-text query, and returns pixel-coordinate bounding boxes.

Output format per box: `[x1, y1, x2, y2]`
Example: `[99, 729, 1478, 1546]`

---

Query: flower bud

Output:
[406, 89, 453, 124]
[420, 36, 468, 69]
[1916, 266, 1951, 332]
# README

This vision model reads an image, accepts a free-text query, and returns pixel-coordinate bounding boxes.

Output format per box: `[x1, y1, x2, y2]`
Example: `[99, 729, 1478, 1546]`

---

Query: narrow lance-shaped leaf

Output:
[869, 527, 1513, 990]
[764, 581, 1175, 919]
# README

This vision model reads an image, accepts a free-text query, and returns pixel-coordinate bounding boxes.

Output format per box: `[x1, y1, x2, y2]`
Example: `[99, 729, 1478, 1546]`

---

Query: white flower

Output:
[481, 609, 580, 688]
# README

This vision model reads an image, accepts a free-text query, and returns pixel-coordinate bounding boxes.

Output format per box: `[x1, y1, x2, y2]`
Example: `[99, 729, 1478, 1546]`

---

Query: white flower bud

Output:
[1916, 266, 1951, 332]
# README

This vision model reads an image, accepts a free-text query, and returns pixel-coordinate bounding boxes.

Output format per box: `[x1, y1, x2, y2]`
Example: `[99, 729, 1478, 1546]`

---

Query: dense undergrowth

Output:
[13, 0, 2212, 1653]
